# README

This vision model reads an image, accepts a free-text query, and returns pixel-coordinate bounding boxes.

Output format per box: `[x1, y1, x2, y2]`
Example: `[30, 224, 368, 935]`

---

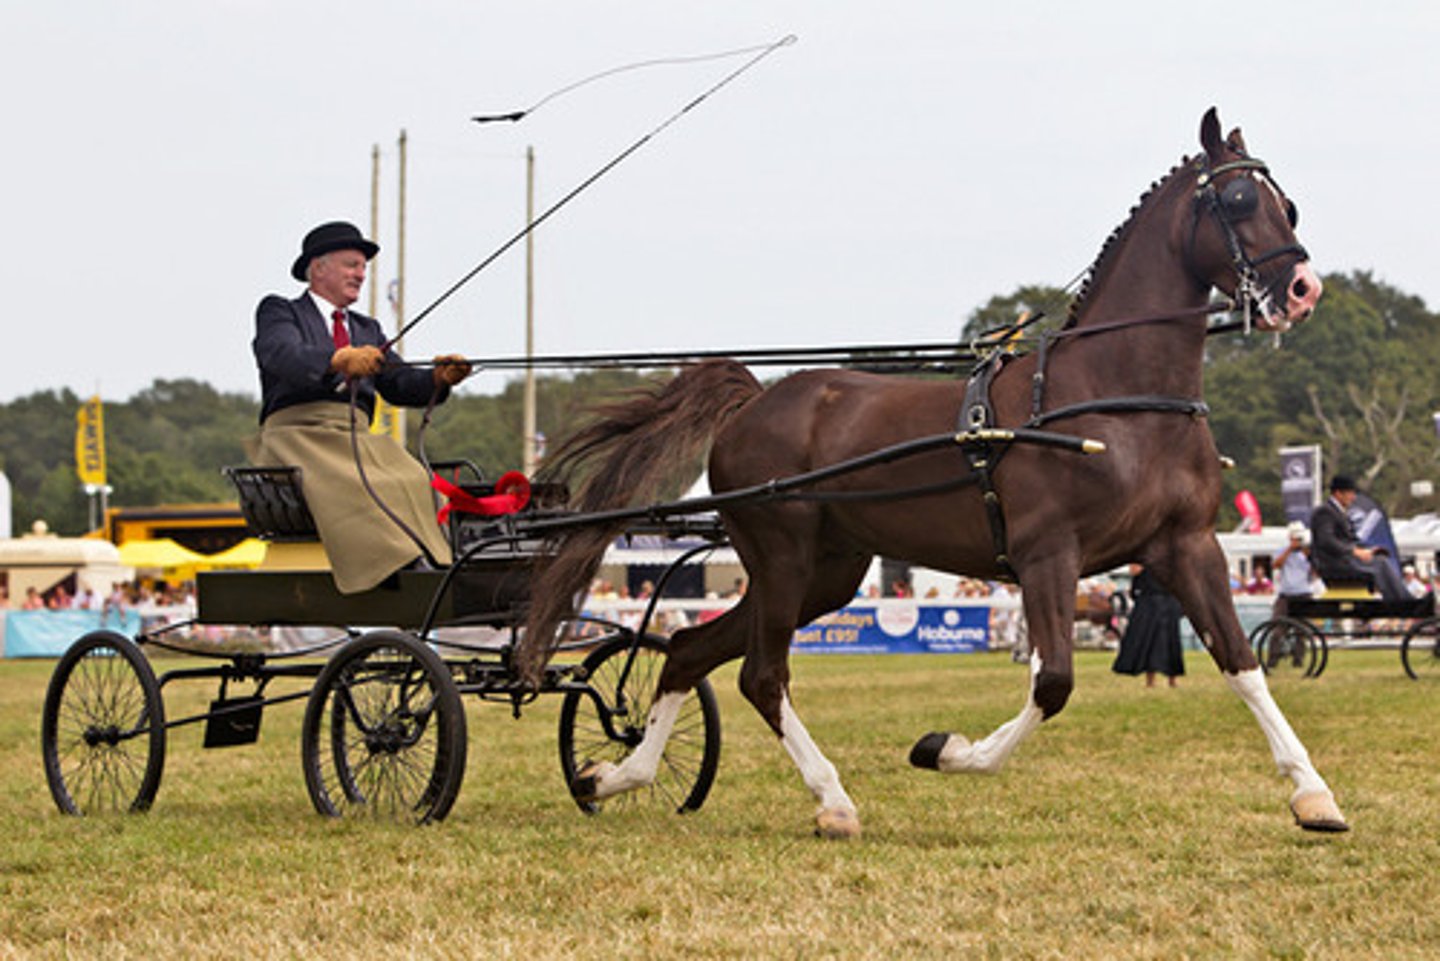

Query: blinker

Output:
[1220, 176, 1259, 219]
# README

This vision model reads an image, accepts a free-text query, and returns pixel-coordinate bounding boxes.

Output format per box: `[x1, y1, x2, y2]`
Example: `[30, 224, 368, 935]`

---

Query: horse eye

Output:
[1286, 199, 1299, 229]
[1220, 177, 1259, 219]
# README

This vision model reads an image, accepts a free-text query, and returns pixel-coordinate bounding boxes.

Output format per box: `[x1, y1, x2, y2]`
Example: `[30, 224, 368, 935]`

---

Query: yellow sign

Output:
[370, 396, 406, 442]
[75, 395, 106, 486]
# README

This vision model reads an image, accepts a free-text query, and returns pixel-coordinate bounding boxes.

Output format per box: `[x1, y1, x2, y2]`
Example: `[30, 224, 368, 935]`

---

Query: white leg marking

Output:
[938, 654, 1045, 774]
[1226, 668, 1331, 800]
[588, 691, 685, 799]
[779, 694, 856, 814]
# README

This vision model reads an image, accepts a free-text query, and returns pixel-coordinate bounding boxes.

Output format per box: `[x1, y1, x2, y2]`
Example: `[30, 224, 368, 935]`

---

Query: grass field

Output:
[1, 646, 1437, 959]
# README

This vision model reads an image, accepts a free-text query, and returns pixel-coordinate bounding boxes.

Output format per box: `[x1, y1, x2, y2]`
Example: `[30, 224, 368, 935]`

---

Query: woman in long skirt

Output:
[1112, 564, 1185, 687]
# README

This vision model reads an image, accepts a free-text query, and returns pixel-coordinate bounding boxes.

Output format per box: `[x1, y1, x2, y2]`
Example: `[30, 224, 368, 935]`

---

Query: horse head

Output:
[1190, 107, 1321, 331]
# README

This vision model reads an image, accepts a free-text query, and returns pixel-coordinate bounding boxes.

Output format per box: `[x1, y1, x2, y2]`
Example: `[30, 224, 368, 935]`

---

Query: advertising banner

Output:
[791, 601, 990, 654]
[3, 610, 141, 658]
[74, 395, 107, 487]
[370, 396, 405, 442]
[1278, 444, 1321, 525]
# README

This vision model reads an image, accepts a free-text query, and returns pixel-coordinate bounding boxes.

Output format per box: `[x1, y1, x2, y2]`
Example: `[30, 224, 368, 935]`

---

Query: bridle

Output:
[1189, 154, 1308, 333]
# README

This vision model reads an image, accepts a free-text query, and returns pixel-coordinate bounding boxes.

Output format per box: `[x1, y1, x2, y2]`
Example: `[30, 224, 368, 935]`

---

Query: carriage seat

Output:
[223, 462, 561, 563]
[1287, 577, 1436, 619]
[205, 463, 538, 626]
[1317, 578, 1374, 601]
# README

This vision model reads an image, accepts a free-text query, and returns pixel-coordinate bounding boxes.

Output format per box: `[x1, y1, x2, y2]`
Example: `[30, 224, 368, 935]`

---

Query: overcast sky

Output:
[2, 2, 1437, 404]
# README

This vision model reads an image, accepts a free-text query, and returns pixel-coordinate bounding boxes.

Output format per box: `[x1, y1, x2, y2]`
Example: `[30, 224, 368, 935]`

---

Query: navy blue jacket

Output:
[252, 293, 446, 423]
[1309, 499, 1363, 582]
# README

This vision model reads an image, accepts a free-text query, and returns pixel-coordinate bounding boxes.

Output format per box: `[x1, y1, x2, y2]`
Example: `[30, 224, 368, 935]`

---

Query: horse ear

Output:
[1200, 107, 1223, 159]
[1227, 127, 1248, 154]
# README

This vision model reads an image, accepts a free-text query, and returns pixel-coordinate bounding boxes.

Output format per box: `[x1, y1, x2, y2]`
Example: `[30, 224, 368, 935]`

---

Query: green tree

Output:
[1206, 271, 1440, 524]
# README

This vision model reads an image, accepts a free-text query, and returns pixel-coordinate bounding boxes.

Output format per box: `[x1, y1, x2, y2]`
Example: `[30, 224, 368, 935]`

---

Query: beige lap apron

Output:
[248, 402, 452, 594]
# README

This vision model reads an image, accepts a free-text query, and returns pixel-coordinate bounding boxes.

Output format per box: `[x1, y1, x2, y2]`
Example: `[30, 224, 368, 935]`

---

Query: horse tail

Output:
[516, 359, 763, 684]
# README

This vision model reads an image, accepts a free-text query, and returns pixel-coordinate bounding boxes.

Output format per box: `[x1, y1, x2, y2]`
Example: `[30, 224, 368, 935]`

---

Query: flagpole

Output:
[523, 145, 537, 477]
[395, 128, 408, 445]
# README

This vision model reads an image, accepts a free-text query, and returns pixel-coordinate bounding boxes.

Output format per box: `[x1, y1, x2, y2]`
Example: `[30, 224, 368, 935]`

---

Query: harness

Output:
[958, 151, 1305, 579]
[1189, 155, 1306, 334]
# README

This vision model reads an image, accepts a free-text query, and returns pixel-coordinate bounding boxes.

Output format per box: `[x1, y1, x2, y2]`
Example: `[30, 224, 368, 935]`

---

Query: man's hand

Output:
[432, 354, 472, 387]
[1355, 546, 1375, 563]
[331, 345, 384, 378]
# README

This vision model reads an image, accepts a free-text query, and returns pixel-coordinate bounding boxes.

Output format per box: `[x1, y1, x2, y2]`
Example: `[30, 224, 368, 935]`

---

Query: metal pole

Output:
[523, 145, 537, 476]
[368, 144, 380, 319]
[395, 129, 408, 443]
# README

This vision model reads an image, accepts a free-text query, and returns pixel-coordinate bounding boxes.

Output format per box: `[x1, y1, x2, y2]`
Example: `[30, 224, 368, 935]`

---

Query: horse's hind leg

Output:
[570, 603, 752, 803]
[1158, 533, 1348, 832]
[572, 544, 870, 841]
[910, 555, 1078, 775]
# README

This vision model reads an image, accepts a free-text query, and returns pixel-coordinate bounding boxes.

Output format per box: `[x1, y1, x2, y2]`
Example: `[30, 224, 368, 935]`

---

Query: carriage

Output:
[1248, 585, 1440, 680]
[40, 462, 726, 823]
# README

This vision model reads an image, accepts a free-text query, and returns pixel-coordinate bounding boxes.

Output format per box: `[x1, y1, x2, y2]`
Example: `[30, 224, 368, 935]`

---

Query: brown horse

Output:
[519, 108, 1345, 838]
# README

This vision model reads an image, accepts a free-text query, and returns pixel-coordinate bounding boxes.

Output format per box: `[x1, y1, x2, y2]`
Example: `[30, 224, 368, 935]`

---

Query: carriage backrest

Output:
[223, 466, 319, 542]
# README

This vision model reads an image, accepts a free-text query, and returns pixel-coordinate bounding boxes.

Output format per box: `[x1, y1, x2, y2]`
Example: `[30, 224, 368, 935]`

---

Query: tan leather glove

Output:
[432, 354, 472, 387]
[331, 345, 384, 378]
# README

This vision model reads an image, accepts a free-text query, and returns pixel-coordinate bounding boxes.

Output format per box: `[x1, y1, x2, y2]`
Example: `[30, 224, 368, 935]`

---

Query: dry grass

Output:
[1, 647, 1437, 959]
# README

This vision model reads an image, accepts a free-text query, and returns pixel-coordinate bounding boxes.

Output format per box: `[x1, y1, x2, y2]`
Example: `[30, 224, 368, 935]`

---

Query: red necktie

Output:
[331, 309, 350, 348]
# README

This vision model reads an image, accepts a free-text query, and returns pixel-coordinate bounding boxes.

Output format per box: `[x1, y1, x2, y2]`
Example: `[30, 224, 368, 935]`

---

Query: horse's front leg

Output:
[736, 613, 860, 840]
[1158, 533, 1349, 832]
[910, 556, 1077, 775]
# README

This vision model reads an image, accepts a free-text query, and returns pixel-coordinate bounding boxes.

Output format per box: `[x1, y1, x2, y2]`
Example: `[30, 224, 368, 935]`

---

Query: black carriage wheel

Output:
[300, 630, 467, 824]
[41, 631, 166, 815]
[1401, 616, 1440, 680]
[557, 632, 721, 815]
[1307, 619, 1330, 678]
[1250, 618, 1322, 679]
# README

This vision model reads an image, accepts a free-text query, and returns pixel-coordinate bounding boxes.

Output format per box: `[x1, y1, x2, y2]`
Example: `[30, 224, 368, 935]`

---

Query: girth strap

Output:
[958, 352, 1017, 579]
[956, 349, 1210, 581]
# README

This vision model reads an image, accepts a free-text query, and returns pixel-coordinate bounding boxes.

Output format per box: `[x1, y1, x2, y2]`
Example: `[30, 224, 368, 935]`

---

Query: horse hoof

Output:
[815, 807, 861, 840]
[571, 761, 607, 803]
[1290, 791, 1350, 833]
[909, 732, 949, 770]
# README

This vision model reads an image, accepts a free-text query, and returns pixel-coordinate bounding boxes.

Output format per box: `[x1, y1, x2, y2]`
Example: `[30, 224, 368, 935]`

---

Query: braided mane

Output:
[1063, 156, 1195, 328]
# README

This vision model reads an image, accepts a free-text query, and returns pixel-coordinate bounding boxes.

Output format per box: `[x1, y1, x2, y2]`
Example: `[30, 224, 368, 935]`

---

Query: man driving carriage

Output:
[249, 221, 471, 593]
[1309, 475, 1407, 602]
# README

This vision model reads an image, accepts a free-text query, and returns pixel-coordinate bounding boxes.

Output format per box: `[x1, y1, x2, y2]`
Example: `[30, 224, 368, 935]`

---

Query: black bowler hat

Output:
[290, 221, 379, 281]
[1329, 474, 1357, 493]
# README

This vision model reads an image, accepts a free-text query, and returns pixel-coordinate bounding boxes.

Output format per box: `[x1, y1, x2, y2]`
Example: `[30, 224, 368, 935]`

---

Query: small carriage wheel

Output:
[41, 630, 166, 815]
[1400, 616, 1440, 680]
[300, 630, 467, 824]
[1250, 618, 1323, 679]
[557, 632, 721, 815]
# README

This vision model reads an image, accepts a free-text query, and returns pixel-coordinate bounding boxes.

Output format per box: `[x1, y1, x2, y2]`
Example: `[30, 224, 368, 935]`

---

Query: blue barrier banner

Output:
[3, 610, 142, 658]
[792, 602, 989, 654]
